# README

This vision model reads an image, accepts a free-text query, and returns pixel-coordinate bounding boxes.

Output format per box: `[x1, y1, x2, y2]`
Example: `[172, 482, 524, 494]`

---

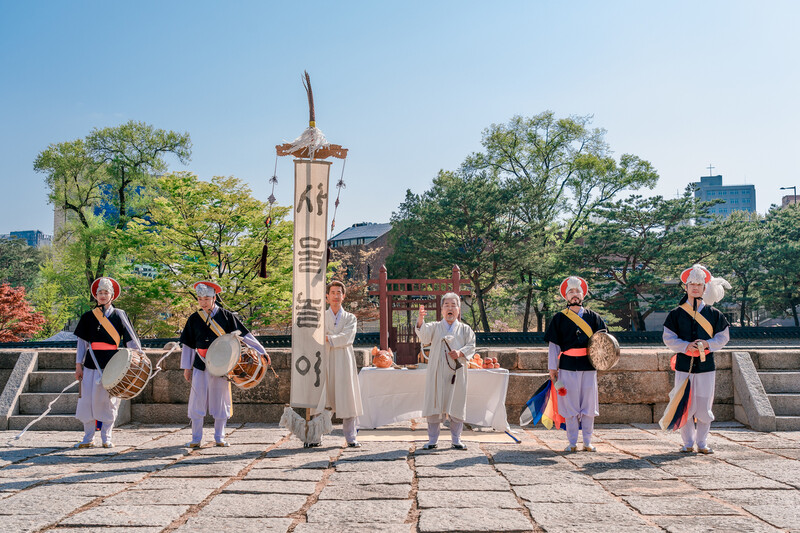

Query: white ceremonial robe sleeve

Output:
[548, 342, 560, 370]
[328, 315, 357, 348]
[242, 332, 266, 355]
[76, 339, 88, 365]
[181, 346, 195, 370]
[415, 322, 437, 345]
[706, 326, 730, 353]
[663, 327, 690, 354]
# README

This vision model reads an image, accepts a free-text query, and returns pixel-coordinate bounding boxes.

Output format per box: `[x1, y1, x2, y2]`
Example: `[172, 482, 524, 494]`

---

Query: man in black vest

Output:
[180, 281, 268, 448]
[663, 264, 730, 454]
[74, 277, 141, 448]
[544, 276, 607, 452]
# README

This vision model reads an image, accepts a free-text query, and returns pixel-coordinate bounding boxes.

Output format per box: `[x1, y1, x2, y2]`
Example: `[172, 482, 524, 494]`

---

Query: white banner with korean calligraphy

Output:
[291, 159, 331, 408]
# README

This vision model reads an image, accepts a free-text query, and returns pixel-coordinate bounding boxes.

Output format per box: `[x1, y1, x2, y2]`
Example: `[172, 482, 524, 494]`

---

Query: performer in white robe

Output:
[180, 281, 267, 447]
[74, 277, 141, 448]
[544, 276, 607, 452]
[416, 292, 476, 450]
[662, 264, 730, 454]
[311, 281, 363, 447]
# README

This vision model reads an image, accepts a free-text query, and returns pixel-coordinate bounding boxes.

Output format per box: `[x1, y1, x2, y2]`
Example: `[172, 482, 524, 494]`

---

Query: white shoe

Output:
[187, 441, 201, 448]
[102, 442, 114, 448]
[563, 445, 578, 453]
[215, 440, 230, 447]
[697, 446, 714, 454]
[679, 445, 694, 453]
[75, 441, 94, 449]
[583, 444, 596, 452]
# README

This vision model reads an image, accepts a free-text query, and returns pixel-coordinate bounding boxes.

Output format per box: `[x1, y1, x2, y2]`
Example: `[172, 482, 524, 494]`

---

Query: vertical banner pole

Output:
[290, 159, 332, 409]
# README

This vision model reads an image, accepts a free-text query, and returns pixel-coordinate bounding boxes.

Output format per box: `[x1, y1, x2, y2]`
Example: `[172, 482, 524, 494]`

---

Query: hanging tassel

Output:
[258, 242, 269, 278]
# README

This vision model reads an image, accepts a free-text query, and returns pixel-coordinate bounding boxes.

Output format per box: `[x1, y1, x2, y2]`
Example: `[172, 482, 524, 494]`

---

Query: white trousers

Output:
[188, 368, 232, 420]
[557, 370, 599, 418]
[674, 370, 715, 448]
[75, 369, 120, 425]
[342, 417, 358, 444]
[426, 414, 464, 445]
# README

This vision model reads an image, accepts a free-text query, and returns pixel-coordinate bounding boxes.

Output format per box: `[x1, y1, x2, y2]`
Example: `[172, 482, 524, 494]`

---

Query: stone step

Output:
[758, 371, 800, 393]
[0, 350, 24, 369]
[756, 351, 800, 370]
[767, 393, 800, 416]
[19, 392, 79, 415]
[776, 416, 800, 431]
[27, 371, 80, 393]
[8, 414, 84, 431]
[37, 351, 78, 370]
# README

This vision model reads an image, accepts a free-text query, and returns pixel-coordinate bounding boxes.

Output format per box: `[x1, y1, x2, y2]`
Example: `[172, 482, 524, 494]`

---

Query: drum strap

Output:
[198, 309, 226, 337]
[561, 309, 594, 339]
[92, 307, 120, 348]
[679, 303, 714, 337]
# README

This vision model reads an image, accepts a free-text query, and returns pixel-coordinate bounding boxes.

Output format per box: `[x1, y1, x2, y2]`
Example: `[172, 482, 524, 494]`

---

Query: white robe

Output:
[416, 320, 476, 421]
[318, 308, 363, 420]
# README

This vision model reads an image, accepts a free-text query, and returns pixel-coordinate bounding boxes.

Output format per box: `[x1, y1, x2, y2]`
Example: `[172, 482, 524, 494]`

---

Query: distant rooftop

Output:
[330, 222, 392, 248]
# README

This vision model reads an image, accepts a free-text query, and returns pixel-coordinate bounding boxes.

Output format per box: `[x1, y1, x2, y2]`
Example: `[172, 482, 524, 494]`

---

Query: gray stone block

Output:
[19, 392, 79, 415]
[599, 371, 671, 404]
[8, 414, 84, 431]
[732, 351, 776, 431]
[0, 350, 36, 429]
[759, 371, 800, 393]
[177, 517, 293, 533]
[418, 508, 532, 532]
[767, 393, 800, 415]
[516, 350, 547, 371]
[614, 350, 659, 371]
[36, 351, 76, 370]
[0, 350, 23, 369]
[306, 500, 412, 524]
[756, 350, 800, 370]
[597, 403, 653, 424]
[27, 371, 75, 393]
[505, 372, 548, 405]
[715, 369, 734, 402]
[776, 416, 800, 431]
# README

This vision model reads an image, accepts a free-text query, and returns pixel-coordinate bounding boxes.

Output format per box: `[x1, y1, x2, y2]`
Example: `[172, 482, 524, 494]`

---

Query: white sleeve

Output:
[180, 345, 195, 370]
[706, 326, 730, 353]
[548, 342, 560, 370]
[663, 327, 690, 354]
[76, 339, 88, 364]
[242, 332, 266, 355]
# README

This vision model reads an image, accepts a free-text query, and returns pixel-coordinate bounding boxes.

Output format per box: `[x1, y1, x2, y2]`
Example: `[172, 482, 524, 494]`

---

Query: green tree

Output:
[565, 191, 715, 330]
[34, 121, 191, 296]
[0, 237, 44, 291]
[388, 169, 522, 332]
[705, 211, 766, 326]
[762, 204, 800, 325]
[123, 173, 293, 332]
[468, 112, 659, 331]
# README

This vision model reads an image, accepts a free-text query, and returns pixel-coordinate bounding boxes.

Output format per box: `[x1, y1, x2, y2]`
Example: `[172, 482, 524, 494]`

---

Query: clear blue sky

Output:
[1, 1, 798, 236]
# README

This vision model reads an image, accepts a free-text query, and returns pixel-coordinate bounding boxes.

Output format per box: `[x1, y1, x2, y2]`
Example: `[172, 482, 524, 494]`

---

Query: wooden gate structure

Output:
[368, 265, 472, 365]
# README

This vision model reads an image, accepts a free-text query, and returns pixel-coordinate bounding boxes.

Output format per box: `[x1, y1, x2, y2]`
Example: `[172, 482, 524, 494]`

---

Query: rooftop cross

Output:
[707, 164, 715, 176]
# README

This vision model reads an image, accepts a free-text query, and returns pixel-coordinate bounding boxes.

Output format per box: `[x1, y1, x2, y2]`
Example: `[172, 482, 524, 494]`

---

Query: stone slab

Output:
[197, 493, 307, 517]
[514, 482, 615, 504]
[329, 469, 413, 485]
[740, 504, 800, 529]
[223, 479, 318, 495]
[244, 467, 324, 481]
[175, 516, 293, 533]
[622, 494, 741, 515]
[60, 504, 190, 527]
[319, 483, 412, 500]
[415, 465, 499, 477]
[418, 508, 532, 532]
[417, 490, 521, 509]
[653, 516, 781, 533]
[525, 501, 652, 528]
[599, 479, 698, 497]
[294, 525, 415, 533]
[306, 500, 412, 524]
[417, 475, 511, 491]
[103, 486, 217, 505]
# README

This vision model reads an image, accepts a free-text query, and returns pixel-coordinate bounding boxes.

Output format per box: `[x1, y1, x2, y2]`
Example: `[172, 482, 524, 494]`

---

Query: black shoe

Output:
[347, 441, 361, 448]
[306, 442, 321, 448]
[452, 443, 467, 450]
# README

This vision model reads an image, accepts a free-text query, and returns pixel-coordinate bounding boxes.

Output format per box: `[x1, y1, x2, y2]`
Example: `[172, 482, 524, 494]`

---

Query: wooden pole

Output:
[379, 265, 388, 350]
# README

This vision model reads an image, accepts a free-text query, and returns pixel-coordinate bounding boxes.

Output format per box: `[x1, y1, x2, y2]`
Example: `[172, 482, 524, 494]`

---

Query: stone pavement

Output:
[2, 422, 800, 532]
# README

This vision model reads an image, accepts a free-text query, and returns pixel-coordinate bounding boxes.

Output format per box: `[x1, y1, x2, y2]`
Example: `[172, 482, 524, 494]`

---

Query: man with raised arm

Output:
[416, 292, 476, 450]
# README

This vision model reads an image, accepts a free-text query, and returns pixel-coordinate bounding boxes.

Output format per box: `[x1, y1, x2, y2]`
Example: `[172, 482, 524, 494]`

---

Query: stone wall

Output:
[127, 347, 736, 425]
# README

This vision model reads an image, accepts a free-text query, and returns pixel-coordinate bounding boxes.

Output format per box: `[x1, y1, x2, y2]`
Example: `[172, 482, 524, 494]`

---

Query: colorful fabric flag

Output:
[659, 375, 693, 431]
[520, 380, 566, 430]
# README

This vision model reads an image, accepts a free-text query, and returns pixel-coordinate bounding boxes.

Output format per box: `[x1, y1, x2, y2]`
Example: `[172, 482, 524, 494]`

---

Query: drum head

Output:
[588, 331, 620, 371]
[102, 349, 132, 389]
[206, 334, 240, 377]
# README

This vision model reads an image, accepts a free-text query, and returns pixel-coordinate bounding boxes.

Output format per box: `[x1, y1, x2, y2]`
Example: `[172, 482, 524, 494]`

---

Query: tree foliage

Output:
[35, 120, 191, 295]
[0, 283, 46, 342]
[388, 169, 522, 331]
[0, 237, 43, 291]
[123, 173, 293, 332]
[762, 204, 800, 325]
[467, 112, 659, 330]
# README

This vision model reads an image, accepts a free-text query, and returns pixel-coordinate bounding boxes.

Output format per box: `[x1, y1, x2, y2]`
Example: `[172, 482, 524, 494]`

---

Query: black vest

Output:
[543, 309, 607, 371]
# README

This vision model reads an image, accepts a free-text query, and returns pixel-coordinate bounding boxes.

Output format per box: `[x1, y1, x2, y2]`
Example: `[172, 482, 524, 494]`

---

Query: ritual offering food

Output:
[373, 349, 393, 368]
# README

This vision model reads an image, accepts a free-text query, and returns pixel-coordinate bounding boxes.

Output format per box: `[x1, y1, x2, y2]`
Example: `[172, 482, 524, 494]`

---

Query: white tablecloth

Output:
[357, 367, 510, 432]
